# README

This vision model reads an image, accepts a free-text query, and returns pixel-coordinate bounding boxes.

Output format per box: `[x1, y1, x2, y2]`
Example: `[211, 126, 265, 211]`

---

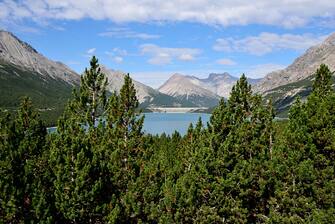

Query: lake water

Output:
[143, 113, 210, 135]
[48, 113, 211, 135]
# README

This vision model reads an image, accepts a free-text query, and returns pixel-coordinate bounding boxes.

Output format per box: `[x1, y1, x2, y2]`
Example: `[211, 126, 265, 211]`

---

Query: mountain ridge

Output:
[254, 32, 335, 116]
[0, 30, 80, 85]
[101, 67, 196, 107]
[254, 32, 335, 94]
[158, 72, 260, 106]
[158, 73, 221, 107]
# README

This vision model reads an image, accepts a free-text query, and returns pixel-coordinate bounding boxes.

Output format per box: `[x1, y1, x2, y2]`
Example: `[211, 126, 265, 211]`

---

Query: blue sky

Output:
[1, 0, 334, 88]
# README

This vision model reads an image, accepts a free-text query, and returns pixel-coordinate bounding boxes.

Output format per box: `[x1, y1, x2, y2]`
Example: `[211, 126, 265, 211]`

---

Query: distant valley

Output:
[1, 29, 335, 123]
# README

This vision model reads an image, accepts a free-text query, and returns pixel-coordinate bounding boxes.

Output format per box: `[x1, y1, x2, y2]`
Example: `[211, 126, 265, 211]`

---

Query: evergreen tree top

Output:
[312, 64, 334, 96]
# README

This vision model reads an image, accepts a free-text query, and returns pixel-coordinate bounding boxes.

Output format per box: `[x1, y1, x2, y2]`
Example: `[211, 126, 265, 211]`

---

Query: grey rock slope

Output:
[0, 30, 82, 124]
[197, 73, 238, 98]
[101, 67, 196, 107]
[158, 73, 221, 107]
[0, 30, 80, 85]
[253, 32, 335, 116]
[255, 32, 335, 94]
[196, 73, 261, 98]
[158, 72, 260, 107]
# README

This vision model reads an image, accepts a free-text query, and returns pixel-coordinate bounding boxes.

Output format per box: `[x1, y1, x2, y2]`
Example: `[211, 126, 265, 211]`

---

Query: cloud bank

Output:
[140, 44, 201, 65]
[213, 33, 328, 55]
[99, 28, 160, 40]
[1, 0, 335, 28]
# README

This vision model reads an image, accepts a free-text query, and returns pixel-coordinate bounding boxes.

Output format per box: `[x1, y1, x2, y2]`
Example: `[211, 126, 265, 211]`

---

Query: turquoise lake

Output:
[142, 113, 210, 135]
[48, 113, 211, 135]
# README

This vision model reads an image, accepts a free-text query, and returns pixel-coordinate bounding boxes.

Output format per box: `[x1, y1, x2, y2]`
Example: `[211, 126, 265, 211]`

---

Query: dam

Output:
[148, 107, 208, 113]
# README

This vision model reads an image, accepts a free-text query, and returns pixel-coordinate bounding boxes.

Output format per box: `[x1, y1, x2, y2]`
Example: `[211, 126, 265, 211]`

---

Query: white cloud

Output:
[99, 27, 160, 39]
[112, 56, 123, 63]
[1, 1, 335, 28]
[83, 48, 96, 58]
[87, 48, 96, 54]
[105, 48, 128, 63]
[112, 48, 128, 56]
[178, 54, 195, 61]
[140, 44, 201, 65]
[213, 32, 328, 56]
[216, 58, 236, 66]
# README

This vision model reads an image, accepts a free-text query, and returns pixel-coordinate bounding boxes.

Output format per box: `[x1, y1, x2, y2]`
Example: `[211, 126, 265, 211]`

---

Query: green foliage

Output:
[264, 64, 335, 117]
[269, 64, 335, 222]
[2, 61, 334, 223]
[0, 60, 76, 126]
[312, 63, 334, 96]
[0, 97, 51, 223]
[73, 56, 108, 126]
[49, 57, 109, 223]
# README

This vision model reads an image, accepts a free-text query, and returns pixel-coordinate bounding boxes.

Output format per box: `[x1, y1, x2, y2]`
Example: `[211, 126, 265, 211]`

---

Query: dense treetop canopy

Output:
[1, 60, 334, 223]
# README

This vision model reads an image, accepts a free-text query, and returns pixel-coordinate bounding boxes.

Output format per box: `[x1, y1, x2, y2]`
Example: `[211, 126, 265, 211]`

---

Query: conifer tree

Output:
[312, 63, 333, 96]
[102, 74, 145, 223]
[72, 55, 107, 126]
[228, 74, 252, 124]
[50, 56, 108, 223]
[209, 98, 230, 152]
[269, 64, 335, 222]
[208, 74, 276, 223]
[0, 97, 48, 223]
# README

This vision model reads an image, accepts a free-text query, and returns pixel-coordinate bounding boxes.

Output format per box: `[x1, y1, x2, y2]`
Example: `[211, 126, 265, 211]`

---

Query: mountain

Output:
[0, 30, 195, 123]
[0, 30, 80, 124]
[101, 67, 196, 108]
[196, 73, 260, 98]
[158, 73, 221, 107]
[255, 32, 335, 93]
[158, 72, 260, 107]
[254, 32, 335, 116]
[197, 73, 238, 98]
[0, 30, 80, 85]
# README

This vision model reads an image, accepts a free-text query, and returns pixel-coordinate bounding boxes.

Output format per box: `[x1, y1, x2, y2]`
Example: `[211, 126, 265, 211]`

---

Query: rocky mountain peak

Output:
[254, 32, 335, 94]
[170, 73, 187, 80]
[0, 30, 38, 56]
[158, 73, 220, 107]
[207, 72, 232, 81]
[0, 30, 80, 85]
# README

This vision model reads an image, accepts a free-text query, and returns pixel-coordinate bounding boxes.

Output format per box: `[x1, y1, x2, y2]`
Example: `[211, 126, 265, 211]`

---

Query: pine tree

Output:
[228, 74, 252, 124]
[269, 64, 335, 222]
[207, 74, 276, 223]
[50, 56, 108, 223]
[0, 97, 49, 223]
[312, 63, 333, 96]
[72, 55, 107, 127]
[102, 74, 145, 223]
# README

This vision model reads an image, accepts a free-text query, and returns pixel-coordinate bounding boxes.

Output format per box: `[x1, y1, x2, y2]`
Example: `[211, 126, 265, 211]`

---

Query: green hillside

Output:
[0, 61, 77, 125]
[264, 75, 335, 117]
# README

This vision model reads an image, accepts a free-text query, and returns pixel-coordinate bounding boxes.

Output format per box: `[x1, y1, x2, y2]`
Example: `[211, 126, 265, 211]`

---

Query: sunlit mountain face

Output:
[1, 1, 333, 88]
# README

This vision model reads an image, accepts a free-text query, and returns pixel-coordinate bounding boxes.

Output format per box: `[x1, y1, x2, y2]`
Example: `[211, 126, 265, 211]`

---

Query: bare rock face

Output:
[158, 73, 221, 107]
[159, 72, 259, 100]
[199, 73, 238, 98]
[100, 66, 190, 107]
[159, 73, 219, 98]
[101, 66, 160, 103]
[0, 30, 80, 85]
[158, 72, 260, 107]
[254, 32, 335, 94]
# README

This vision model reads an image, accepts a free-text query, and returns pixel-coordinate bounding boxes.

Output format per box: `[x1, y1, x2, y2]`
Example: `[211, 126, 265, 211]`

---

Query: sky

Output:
[1, 0, 334, 88]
